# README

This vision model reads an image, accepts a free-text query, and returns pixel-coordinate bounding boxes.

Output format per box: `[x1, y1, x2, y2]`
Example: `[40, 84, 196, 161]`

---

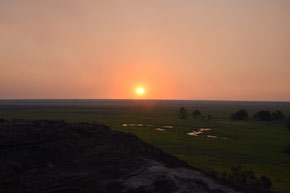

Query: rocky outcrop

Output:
[0, 119, 272, 193]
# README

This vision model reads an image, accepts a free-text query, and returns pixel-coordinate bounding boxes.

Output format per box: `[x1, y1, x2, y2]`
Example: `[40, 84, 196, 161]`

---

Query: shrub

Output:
[258, 176, 272, 189]
[230, 109, 248, 120]
[220, 166, 272, 190]
[192, 110, 201, 119]
[207, 114, 212, 121]
[283, 143, 290, 154]
[231, 165, 242, 174]
[177, 107, 188, 120]
[253, 111, 275, 121]
[272, 110, 285, 120]
[229, 166, 256, 184]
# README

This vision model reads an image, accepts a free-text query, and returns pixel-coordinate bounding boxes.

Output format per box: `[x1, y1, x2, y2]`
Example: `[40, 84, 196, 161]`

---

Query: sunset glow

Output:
[0, 1, 289, 101]
[136, 87, 145, 96]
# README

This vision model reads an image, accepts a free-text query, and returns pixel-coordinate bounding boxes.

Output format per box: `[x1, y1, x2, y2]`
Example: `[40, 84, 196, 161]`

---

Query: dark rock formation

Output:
[0, 119, 272, 193]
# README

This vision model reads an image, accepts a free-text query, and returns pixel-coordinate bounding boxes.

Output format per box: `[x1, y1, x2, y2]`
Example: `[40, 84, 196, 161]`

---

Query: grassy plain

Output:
[0, 99, 290, 193]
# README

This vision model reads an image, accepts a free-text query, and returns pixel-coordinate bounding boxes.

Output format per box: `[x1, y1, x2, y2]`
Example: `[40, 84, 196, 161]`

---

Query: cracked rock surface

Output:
[0, 119, 271, 193]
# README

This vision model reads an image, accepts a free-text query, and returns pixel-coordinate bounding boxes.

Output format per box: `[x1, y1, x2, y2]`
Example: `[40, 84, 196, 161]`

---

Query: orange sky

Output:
[0, 0, 290, 101]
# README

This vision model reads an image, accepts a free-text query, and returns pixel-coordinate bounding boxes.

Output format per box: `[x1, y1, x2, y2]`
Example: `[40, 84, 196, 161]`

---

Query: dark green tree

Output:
[283, 143, 290, 154]
[207, 114, 212, 121]
[253, 111, 275, 121]
[272, 110, 285, 120]
[230, 109, 248, 120]
[259, 176, 272, 189]
[178, 107, 188, 120]
[192, 110, 201, 119]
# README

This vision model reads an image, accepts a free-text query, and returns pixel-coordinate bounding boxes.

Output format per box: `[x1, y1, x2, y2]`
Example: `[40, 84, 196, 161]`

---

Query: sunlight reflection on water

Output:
[155, 128, 166, 131]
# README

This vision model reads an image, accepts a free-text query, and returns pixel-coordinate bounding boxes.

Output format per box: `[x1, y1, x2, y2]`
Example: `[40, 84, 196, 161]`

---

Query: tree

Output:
[229, 166, 256, 184]
[283, 143, 290, 154]
[230, 109, 248, 121]
[192, 110, 201, 119]
[259, 176, 272, 189]
[178, 107, 188, 120]
[207, 114, 212, 121]
[253, 111, 274, 121]
[227, 166, 272, 189]
[272, 110, 285, 120]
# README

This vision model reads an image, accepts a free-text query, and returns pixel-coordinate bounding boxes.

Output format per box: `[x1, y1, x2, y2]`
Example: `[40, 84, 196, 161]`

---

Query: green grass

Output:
[0, 99, 290, 193]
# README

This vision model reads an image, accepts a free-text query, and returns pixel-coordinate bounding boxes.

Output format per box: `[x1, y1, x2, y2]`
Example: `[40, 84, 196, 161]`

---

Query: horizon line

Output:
[0, 98, 290, 103]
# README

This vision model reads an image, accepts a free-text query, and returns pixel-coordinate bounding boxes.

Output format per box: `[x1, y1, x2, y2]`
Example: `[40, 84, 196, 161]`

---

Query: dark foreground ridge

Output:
[0, 119, 273, 193]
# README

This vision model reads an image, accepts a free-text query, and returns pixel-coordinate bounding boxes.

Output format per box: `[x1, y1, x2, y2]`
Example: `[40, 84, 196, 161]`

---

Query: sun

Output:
[136, 87, 145, 96]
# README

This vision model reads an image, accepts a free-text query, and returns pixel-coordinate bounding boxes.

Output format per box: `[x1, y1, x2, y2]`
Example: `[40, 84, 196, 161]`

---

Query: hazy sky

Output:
[0, 0, 290, 100]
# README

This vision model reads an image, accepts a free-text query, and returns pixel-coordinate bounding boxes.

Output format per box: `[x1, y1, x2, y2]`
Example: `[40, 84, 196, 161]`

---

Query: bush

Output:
[258, 176, 272, 189]
[229, 166, 256, 184]
[287, 123, 290, 130]
[272, 110, 285, 120]
[177, 107, 188, 120]
[253, 111, 275, 121]
[230, 109, 248, 120]
[207, 114, 212, 121]
[283, 143, 290, 154]
[218, 166, 272, 190]
[192, 110, 201, 119]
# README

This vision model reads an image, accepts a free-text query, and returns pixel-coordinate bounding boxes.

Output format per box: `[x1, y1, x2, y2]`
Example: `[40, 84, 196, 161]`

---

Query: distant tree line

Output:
[253, 110, 286, 121]
[177, 107, 290, 122]
[230, 109, 289, 122]
[177, 107, 212, 121]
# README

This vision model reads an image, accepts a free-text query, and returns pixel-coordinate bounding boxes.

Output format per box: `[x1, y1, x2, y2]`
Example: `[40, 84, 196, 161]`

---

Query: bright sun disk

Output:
[136, 87, 145, 95]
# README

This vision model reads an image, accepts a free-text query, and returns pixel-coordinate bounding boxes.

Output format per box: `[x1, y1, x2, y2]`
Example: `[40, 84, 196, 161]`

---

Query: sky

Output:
[0, 0, 290, 101]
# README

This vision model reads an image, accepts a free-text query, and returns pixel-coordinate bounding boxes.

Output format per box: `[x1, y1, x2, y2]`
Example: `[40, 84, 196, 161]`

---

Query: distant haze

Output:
[0, 0, 289, 101]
